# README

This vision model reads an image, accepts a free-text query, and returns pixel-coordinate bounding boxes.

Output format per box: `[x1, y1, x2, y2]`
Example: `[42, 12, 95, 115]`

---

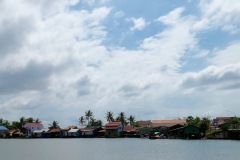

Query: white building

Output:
[23, 123, 44, 137]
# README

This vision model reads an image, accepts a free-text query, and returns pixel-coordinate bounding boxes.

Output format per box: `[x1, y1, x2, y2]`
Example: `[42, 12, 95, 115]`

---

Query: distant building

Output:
[0, 126, 9, 137]
[23, 123, 44, 137]
[137, 119, 186, 128]
[105, 122, 123, 138]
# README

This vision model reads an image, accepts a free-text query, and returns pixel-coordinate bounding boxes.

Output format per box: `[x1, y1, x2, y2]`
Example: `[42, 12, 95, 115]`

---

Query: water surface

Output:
[0, 139, 239, 160]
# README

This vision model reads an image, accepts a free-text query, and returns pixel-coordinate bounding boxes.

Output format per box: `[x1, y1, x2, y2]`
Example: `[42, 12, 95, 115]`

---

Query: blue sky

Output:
[0, 0, 240, 127]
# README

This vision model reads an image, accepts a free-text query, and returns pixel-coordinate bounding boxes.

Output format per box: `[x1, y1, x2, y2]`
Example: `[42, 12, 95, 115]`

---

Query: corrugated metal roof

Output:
[68, 129, 80, 133]
[33, 129, 48, 133]
[0, 126, 8, 131]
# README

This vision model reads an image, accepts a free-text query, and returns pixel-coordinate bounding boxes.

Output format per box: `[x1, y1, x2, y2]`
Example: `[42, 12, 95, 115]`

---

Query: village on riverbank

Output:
[1, 111, 240, 140]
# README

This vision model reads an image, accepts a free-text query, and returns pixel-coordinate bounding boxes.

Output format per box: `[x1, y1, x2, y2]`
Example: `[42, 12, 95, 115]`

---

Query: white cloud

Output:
[180, 64, 240, 91]
[128, 17, 148, 31]
[194, 0, 240, 33]
[210, 42, 240, 66]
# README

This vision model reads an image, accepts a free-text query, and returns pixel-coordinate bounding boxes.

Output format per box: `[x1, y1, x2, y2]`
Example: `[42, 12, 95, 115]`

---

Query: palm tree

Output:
[19, 117, 26, 126]
[106, 111, 114, 122]
[35, 118, 41, 123]
[128, 115, 135, 126]
[85, 110, 93, 125]
[116, 112, 127, 126]
[48, 121, 60, 130]
[79, 116, 86, 125]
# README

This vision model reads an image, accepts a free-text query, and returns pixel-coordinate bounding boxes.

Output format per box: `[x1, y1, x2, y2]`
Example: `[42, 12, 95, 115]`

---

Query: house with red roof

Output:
[105, 122, 123, 138]
[23, 123, 44, 137]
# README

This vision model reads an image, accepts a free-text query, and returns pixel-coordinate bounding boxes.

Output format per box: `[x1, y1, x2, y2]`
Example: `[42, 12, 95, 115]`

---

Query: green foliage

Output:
[186, 116, 211, 133]
[128, 115, 135, 126]
[79, 116, 86, 125]
[49, 121, 60, 129]
[116, 112, 128, 126]
[106, 111, 114, 122]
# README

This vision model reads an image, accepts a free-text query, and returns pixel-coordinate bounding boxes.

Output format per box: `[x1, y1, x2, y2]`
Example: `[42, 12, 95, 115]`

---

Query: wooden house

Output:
[121, 126, 139, 137]
[105, 122, 123, 138]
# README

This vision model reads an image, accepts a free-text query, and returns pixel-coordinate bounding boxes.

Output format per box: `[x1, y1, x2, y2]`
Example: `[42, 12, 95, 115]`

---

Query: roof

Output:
[33, 129, 49, 133]
[122, 126, 139, 132]
[68, 129, 80, 133]
[0, 126, 9, 131]
[48, 128, 60, 133]
[137, 120, 151, 127]
[25, 123, 43, 127]
[151, 120, 186, 127]
[105, 127, 118, 130]
[98, 129, 106, 133]
[80, 128, 94, 132]
[105, 122, 122, 127]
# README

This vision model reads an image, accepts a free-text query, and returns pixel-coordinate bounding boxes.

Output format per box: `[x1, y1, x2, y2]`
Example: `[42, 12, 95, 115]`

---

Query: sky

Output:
[0, 0, 240, 127]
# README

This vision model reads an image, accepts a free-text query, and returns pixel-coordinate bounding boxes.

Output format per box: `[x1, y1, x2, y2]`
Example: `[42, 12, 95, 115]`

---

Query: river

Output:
[0, 138, 239, 160]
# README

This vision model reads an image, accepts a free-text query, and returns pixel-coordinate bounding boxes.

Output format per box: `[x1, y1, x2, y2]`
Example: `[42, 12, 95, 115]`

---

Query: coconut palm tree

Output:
[49, 121, 60, 130]
[116, 112, 128, 126]
[85, 110, 93, 126]
[106, 111, 114, 122]
[128, 115, 135, 126]
[79, 116, 86, 125]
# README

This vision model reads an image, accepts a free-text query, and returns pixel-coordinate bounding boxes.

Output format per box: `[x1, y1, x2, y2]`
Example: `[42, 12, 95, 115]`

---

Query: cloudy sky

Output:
[1, 0, 240, 127]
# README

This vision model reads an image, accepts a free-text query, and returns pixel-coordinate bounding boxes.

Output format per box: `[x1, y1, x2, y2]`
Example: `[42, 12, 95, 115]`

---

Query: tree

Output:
[49, 121, 60, 130]
[35, 118, 41, 123]
[10, 121, 21, 129]
[186, 116, 194, 125]
[0, 118, 3, 126]
[85, 110, 93, 126]
[106, 111, 114, 122]
[199, 116, 211, 133]
[88, 118, 102, 127]
[26, 117, 34, 123]
[79, 116, 86, 125]
[116, 112, 128, 126]
[19, 117, 26, 126]
[128, 115, 135, 126]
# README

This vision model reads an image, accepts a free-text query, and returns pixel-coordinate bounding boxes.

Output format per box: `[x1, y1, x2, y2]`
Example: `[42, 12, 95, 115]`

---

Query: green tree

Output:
[26, 117, 34, 123]
[199, 116, 211, 133]
[186, 116, 194, 125]
[85, 110, 93, 126]
[10, 121, 21, 129]
[106, 111, 114, 122]
[19, 117, 26, 126]
[49, 121, 60, 130]
[79, 116, 86, 125]
[35, 118, 41, 123]
[128, 115, 135, 126]
[88, 118, 102, 127]
[0, 118, 3, 126]
[116, 112, 128, 126]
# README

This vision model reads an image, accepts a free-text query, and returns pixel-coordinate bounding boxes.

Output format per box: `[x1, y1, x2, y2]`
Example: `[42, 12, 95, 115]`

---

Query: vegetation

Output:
[186, 116, 211, 134]
[106, 111, 114, 122]
[48, 121, 60, 129]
